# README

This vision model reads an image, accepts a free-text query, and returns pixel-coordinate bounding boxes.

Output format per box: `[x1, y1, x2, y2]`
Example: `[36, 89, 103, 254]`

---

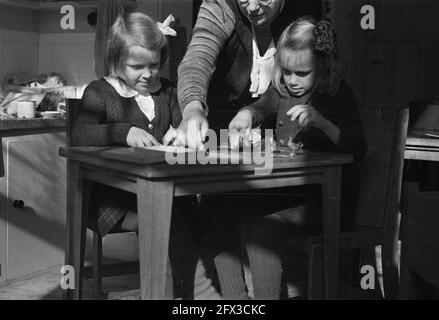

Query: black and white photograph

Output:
[0, 0, 438, 307]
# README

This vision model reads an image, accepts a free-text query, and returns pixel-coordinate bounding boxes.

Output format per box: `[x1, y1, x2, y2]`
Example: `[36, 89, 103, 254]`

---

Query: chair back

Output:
[65, 98, 81, 148]
[355, 107, 409, 230]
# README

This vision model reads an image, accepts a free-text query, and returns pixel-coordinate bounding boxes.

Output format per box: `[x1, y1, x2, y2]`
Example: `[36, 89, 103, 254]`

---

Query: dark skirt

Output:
[88, 184, 197, 236]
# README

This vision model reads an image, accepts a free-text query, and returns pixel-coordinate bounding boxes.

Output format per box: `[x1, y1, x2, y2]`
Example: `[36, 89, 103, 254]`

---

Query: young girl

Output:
[218, 17, 367, 299]
[71, 12, 220, 300]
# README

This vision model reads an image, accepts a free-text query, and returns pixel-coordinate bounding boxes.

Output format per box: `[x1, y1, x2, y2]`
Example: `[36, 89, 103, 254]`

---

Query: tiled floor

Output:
[0, 268, 382, 300]
[0, 265, 141, 300]
[0, 239, 399, 300]
[0, 250, 384, 300]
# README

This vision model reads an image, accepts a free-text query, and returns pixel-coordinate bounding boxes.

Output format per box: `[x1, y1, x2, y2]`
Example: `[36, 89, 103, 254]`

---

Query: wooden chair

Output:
[398, 99, 439, 298]
[286, 106, 409, 299]
[399, 182, 439, 298]
[66, 99, 140, 298]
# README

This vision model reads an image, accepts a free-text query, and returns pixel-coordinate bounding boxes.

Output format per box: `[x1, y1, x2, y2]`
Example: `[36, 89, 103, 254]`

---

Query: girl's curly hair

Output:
[313, 20, 337, 55]
[272, 17, 343, 97]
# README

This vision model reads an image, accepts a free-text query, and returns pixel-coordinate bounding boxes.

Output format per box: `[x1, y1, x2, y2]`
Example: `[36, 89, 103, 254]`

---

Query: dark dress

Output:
[205, 80, 368, 299]
[71, 78, 182, 235]
[208, 80, 367, 234]
[245, 80, 367, 162]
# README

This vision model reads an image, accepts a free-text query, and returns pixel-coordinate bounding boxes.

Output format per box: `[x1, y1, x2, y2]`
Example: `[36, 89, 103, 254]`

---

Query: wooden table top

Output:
[405, 134, 439, 161]
[406, 135, 439, 148]
[59, 146, 353, 179]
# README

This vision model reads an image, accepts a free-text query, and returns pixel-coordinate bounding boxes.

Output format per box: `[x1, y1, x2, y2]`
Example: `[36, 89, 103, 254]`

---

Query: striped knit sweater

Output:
[177, 0, 323, 112]
[177, 0, 236, 110]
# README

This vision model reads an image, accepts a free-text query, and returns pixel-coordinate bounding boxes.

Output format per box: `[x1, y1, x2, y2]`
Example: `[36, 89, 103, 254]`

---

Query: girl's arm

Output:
[177, 0, 235, 112]
[290, 83, 367, 162]
[71, 82, 132, 146]
[319, 120, 340, 145]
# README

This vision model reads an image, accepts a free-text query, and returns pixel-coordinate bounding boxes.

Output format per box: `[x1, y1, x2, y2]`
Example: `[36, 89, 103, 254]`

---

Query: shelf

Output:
[0, 0, 137, 11]
[38, 1, 100, 10]
[0, 0, 40, 10]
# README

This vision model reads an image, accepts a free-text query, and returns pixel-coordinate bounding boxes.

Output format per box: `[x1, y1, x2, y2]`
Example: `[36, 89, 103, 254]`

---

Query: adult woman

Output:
[169, 0, 323, 148]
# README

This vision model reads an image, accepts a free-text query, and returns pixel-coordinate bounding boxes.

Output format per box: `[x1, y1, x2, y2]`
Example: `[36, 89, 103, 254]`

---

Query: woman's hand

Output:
[126, 127, 159, 148]
[171, 101, 209, 150]
[286, 104, 340, 145]
[228, 109, 254, 149]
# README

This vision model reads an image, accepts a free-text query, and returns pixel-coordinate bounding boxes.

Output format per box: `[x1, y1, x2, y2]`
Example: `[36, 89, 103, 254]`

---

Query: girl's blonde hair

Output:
[106, 12, 168, 78]
[272, 17, 343, 97]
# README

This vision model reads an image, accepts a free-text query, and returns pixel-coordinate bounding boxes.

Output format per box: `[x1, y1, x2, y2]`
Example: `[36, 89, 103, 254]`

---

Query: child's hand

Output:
[286, 104, 329, 130]
[228, 109, 253, 149]
[126, 127, 159, 148]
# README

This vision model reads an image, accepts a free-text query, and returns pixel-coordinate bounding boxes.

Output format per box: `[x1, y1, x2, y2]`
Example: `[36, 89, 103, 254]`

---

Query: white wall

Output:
[0, 5, 39, 81]
[1, 1, 194, 89]
[0, 4, 96, 88]
[37, 7, 97, 87]
[0, 29, 39, 81]
[38, 32, 96, 86]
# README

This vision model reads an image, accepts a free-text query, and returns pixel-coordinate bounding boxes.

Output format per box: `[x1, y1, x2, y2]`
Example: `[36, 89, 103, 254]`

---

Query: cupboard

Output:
[0, 129, 66, 286]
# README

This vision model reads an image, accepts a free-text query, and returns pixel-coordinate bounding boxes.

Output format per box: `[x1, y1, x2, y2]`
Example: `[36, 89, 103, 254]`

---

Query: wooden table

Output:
[60, 146, 352, 300]
[400, 135, 439, 298]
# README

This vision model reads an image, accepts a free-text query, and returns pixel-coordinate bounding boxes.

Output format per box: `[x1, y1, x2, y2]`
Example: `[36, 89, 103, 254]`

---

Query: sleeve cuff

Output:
[110, 123, 133, 146]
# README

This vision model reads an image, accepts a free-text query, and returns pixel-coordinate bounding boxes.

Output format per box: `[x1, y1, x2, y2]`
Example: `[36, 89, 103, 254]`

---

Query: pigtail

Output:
[313, 20, 342, 96]
[313, 20, 336, 56]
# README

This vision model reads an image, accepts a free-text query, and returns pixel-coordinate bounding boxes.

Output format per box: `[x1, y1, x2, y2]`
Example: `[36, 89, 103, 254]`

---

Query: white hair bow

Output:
[157, 14, 177, 37]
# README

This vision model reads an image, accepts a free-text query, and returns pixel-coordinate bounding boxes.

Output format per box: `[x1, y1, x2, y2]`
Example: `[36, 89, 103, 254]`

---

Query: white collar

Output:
[104, 76, 156, 121]
[104, 76, 150, 98]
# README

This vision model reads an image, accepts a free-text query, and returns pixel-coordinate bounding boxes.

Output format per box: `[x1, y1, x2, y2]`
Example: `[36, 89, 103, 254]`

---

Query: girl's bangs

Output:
[278, 47, 314, 70]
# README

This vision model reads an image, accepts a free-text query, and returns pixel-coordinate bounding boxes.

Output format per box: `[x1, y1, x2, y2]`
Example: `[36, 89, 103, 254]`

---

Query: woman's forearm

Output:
[177, 0, 235, 111]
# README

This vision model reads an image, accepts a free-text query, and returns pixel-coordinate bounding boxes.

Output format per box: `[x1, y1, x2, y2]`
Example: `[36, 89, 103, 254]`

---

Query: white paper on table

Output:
[425, 133, 439, 139]
[144, 145, 196, 153]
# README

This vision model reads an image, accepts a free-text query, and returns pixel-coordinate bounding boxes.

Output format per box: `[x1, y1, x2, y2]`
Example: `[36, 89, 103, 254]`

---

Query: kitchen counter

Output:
[0, 117, 65, 136]
[0, 117, 66, 177]
[0, 127, 67, 287]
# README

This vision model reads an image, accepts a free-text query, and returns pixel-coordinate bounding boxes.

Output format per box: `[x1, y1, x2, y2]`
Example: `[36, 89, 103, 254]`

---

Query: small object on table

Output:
[287, 136, 303, 158]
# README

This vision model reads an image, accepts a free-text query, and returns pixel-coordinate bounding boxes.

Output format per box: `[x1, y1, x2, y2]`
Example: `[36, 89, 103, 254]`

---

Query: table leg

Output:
[64, 161, 88, 300]
[398, 182, 416, 299]
[321, 166, 341, 299]
[137, 179, 174, 300]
